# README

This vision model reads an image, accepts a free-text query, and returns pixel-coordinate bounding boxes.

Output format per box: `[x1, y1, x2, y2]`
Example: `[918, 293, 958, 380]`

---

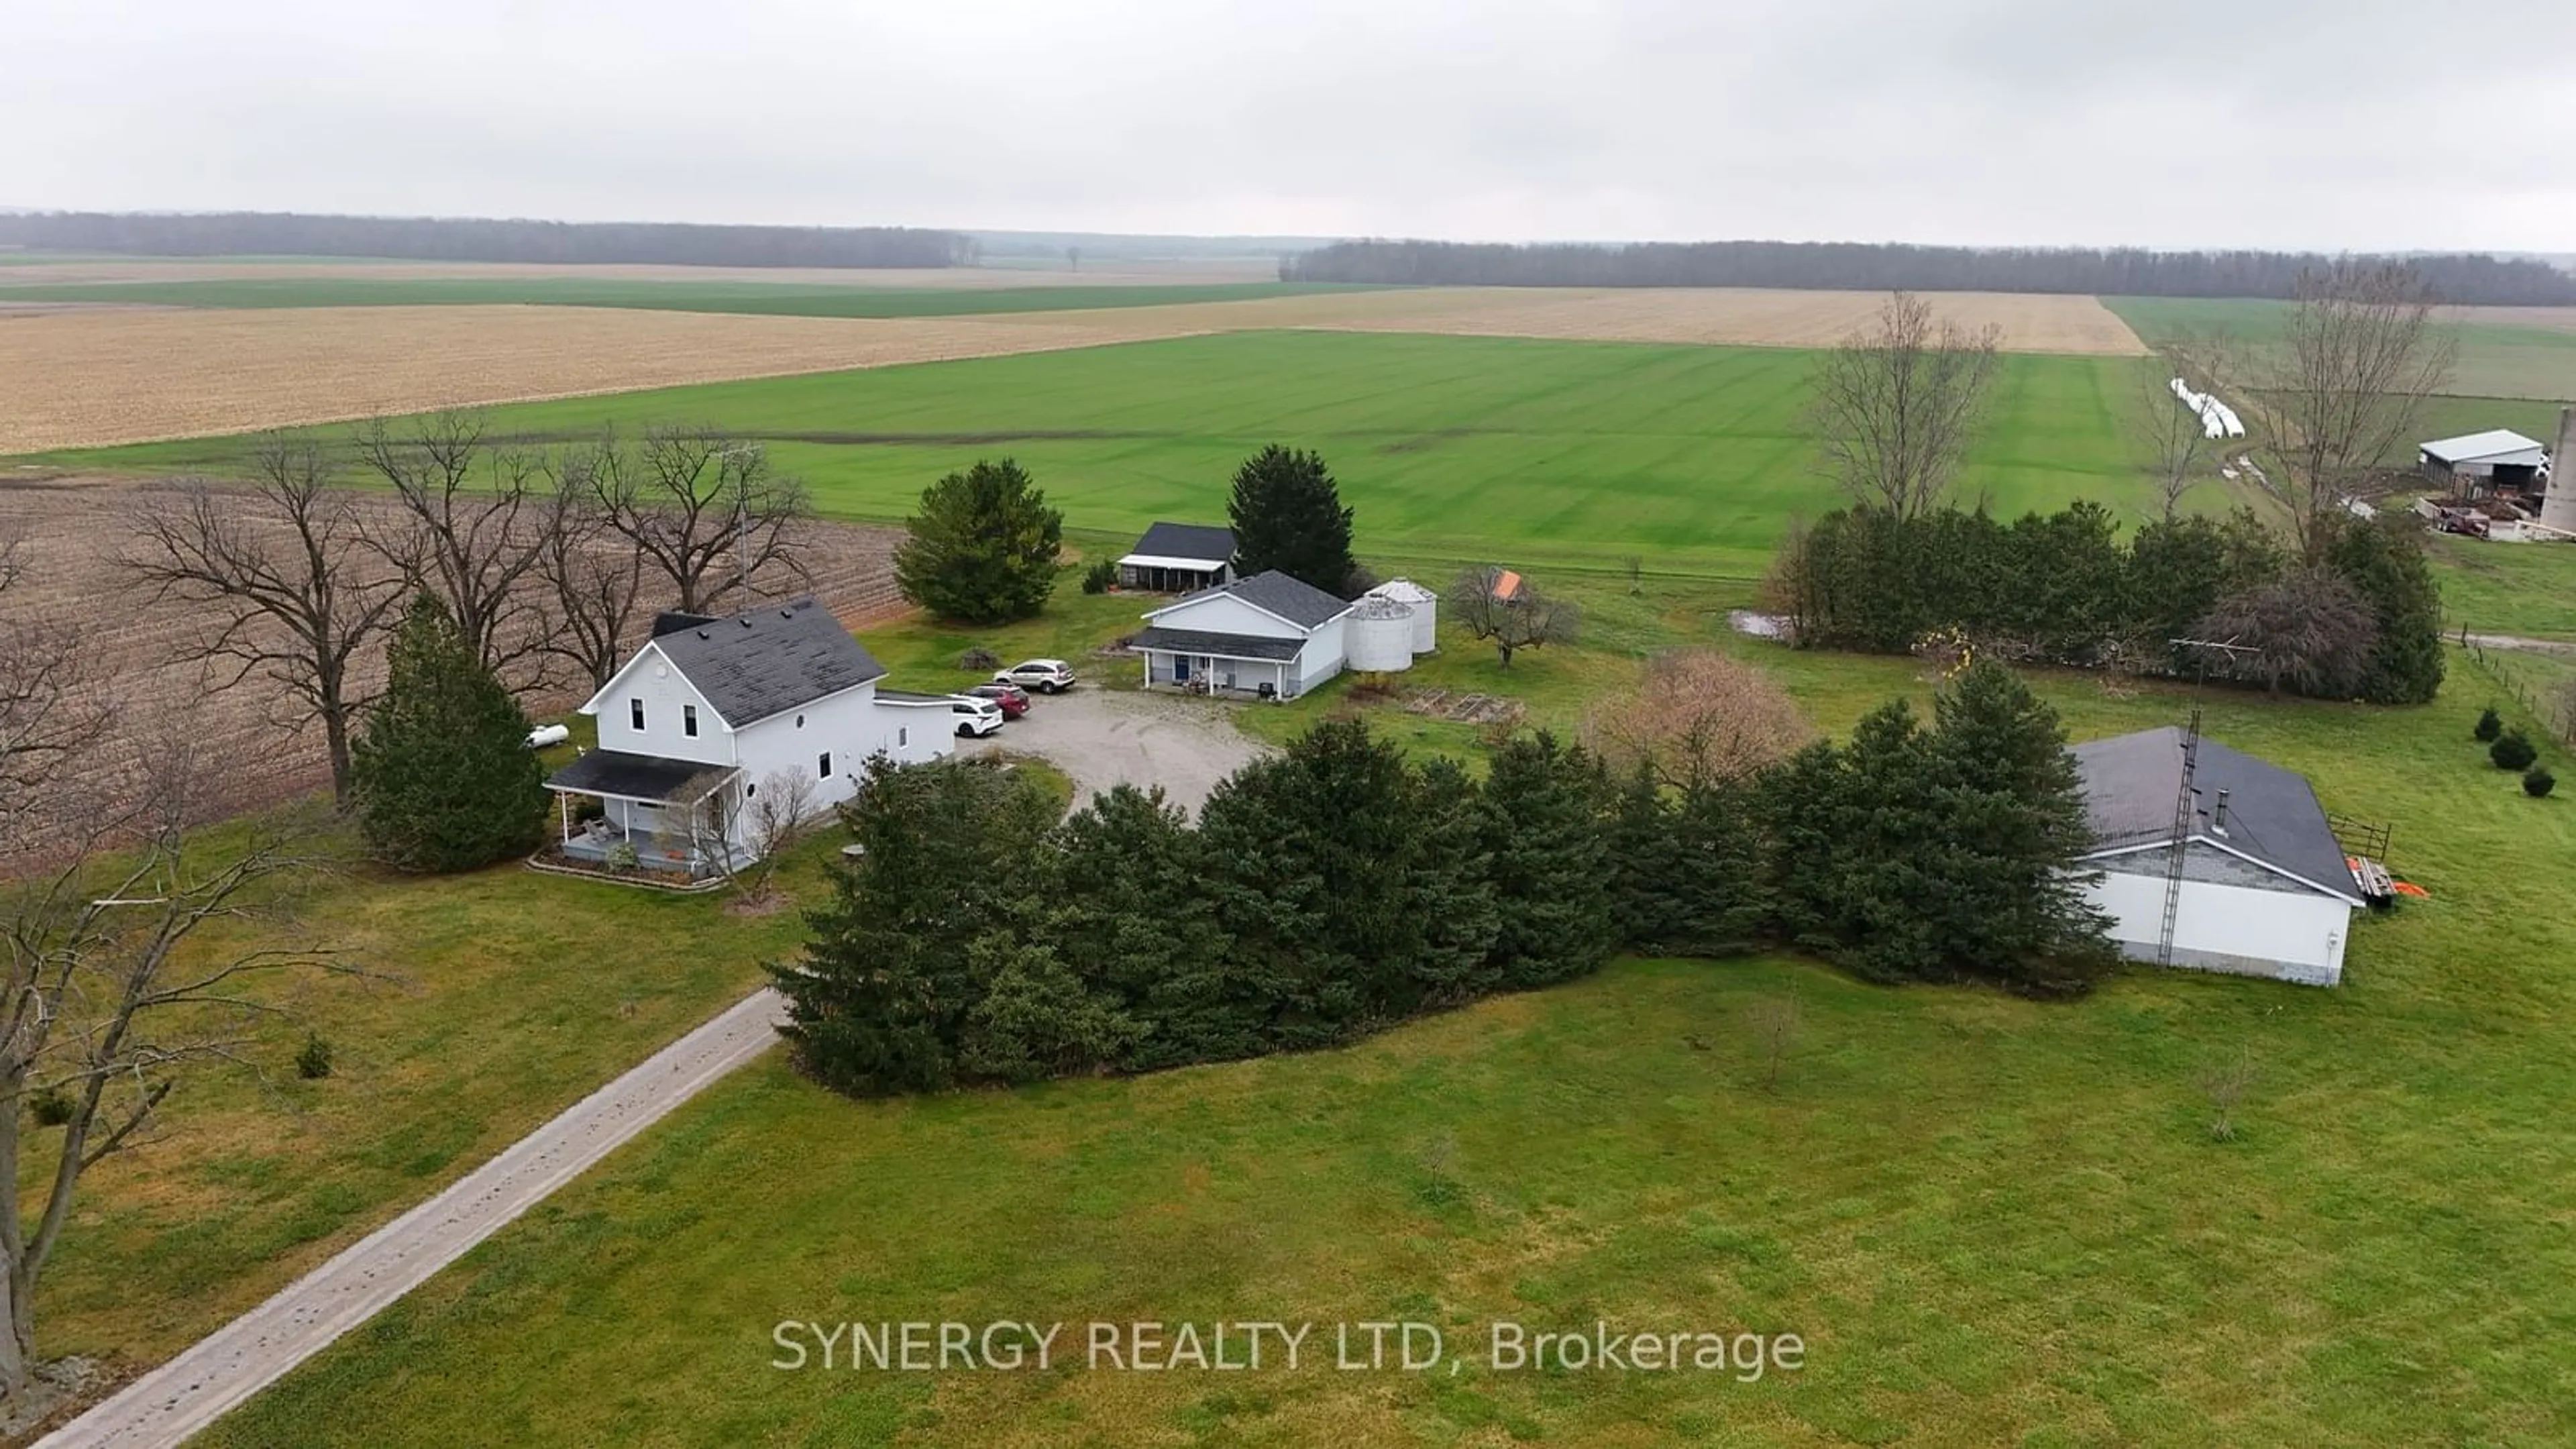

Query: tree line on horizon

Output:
[0, 211, 967, 270]
[1280, 238, 2576, 307]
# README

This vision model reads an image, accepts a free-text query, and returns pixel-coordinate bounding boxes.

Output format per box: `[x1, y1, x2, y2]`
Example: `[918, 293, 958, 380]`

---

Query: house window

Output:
[682, 704, 698, 738]
[629, 698, 645, 731]
[898, 727, 909, 748]
[818, 752, 833, 780]
[796, 713, 806, 729]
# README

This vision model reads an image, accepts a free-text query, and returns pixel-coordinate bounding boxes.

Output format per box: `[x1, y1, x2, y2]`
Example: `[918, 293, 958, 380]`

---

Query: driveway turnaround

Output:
[38, 989, 791, 1449]
[960, 685, 1268, 817]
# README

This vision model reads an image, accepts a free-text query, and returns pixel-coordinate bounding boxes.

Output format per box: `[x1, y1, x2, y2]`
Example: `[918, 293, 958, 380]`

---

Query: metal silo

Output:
[1346, 595, 1416, 673]
[1366, 578, 1439, 653]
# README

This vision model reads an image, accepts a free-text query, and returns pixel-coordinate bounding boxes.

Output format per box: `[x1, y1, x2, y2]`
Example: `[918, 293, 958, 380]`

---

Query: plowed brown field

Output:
[0, 305, 1247, 453]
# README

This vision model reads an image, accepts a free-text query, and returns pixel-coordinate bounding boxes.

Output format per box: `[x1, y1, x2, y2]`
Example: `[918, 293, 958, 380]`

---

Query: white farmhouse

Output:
[543, 598, 953, 877]
[2071, 727, 2367, 987]
[1132, 570, 1354, 699]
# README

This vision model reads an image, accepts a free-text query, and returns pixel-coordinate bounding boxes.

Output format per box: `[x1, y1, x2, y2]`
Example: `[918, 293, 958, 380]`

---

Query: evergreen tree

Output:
[770, 757, 1059, 1095]
[1761, 701, 1947, 983]
[1052, 785, 1251, 1069]
[1611, 769, 1768, 958]
[350, 593, 544, 872]
[1404, 757, 1503, 1005]
[1226, 445, 1358, 596]
[1481, 733, 1615, 989]
[2323, 513, 2446, 705]
[957, 937, 1141, 1085]
[1195, 719, 1432, 1047]
[1919, 661, 2116, 996]
[892, 458, 1064, 623]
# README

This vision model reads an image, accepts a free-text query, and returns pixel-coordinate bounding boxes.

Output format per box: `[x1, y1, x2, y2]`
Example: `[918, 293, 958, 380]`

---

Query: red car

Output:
[962, 682, 1030, 718]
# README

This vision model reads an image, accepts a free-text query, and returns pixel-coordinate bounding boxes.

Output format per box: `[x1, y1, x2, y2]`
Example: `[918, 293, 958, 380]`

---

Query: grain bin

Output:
[1346, 596, 1417, 674]
[1366, 578, 1439, 653]
[2543, 407, 2576, 538]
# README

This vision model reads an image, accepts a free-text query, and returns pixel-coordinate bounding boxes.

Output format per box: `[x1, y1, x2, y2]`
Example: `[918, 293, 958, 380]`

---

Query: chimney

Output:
[2212, 788, 2231, 836]
[2542, 407, 2576, 537]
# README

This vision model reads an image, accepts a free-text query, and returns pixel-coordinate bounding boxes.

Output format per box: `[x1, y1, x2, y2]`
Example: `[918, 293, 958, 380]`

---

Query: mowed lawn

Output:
[195, 643, 2576, 1448]
[0, 277, 1371, 317]
[15, 817, 841, 1382]
[54, 331, 2154, 580]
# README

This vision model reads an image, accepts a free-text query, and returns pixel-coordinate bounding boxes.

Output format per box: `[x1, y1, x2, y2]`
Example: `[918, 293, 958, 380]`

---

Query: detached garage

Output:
[2071, 727, 2365, 987]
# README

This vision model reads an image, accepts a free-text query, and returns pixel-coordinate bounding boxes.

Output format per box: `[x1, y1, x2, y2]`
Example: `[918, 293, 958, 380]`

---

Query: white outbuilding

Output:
[2071, 727, 2365, 987]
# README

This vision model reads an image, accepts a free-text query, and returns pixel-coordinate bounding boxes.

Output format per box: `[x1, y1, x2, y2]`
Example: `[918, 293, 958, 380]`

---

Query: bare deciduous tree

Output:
[1809, 291, 2003, 519]
[1581, 649, 1809, 788]
[2242, 262, 2458, 559]
[353, 411, 548, 684]
[1746, 991, 1801, 1094]
[2198, 1044, 2259, 1143]
[2130, 333, 2232, 520]
[0, 748, 344, 1404]
[123, 437, 413, 804]
[2194, 569, 2379, 697]
[592, 427, 812, 613]
[531, 439, 651, 691]
[0, 529, 110, 855]
[741, 768, 820, 906]
[1448, 568, 1580, 669]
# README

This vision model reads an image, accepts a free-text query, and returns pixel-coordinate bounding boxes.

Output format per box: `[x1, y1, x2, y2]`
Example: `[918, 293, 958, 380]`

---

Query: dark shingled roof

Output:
[651, 610, 719, 639]
[1161, 569, 1351, 631]
[2071, 727, 2359, 900]
[1124, 521, 1236, 564]
[650, 596, 885, 727]
[546, 750, 737, 802]
[1130, 626, 1306, 661]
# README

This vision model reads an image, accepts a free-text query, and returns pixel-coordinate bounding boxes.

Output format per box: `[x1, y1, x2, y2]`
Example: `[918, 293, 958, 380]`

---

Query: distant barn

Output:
[2420, 429, 2548, 500]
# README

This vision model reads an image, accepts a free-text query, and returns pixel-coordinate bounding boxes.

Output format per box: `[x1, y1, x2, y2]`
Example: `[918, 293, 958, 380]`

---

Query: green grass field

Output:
[44, 331, 2165, 580]
[185, 630, 2576, 1447]
[0, 277, 1370, 317]
[2104, 295, 2576, 406]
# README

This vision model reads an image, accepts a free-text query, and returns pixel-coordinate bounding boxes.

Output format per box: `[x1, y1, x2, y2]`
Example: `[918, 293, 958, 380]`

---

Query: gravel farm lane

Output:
[37, 989, 790, 1449]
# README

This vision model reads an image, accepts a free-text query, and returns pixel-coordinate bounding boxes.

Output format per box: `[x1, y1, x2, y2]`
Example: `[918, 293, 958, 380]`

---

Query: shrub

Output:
[2474, 706, 2504, 743]
[957, 647, 1000, 672]
[2491, 729, 2539, 771]
[604, 840, 641, 873]
[1081, 559, 1118, 594]
[26, 1085, 73, 1128]
[2526, 766, 2557, 799]
[295, 1034, 335, 1080]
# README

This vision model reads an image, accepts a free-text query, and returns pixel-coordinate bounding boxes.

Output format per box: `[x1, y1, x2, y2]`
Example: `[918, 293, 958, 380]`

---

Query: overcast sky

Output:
[7, 0, 2571, 252]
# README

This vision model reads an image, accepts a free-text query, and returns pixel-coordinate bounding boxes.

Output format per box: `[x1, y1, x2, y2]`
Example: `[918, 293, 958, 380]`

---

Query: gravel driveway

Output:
[960, 686, 1269, 816]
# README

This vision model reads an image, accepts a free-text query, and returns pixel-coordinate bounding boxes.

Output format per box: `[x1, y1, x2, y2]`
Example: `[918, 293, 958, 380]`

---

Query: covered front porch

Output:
[543, 750, 749, 881]
[1117, 557, 1229, 593]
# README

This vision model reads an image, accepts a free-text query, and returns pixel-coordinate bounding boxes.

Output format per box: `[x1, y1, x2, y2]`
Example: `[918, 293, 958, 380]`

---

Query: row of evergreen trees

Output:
[1281, 239, 2576, 306]
[771, 661, 2114, 1097]
[1773, 504, 2445, 704]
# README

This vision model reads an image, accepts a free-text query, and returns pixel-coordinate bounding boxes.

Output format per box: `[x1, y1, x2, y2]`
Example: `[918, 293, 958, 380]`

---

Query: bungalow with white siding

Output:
[1132, 570, 1353, 699]
[543, 598, 952, 877]
[2072, 727, 2366, 987]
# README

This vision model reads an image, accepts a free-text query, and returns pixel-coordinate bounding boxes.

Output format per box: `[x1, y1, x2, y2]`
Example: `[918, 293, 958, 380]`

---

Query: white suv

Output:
[994, 659, 1077, 694]
[950, 696, 1006, 738]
